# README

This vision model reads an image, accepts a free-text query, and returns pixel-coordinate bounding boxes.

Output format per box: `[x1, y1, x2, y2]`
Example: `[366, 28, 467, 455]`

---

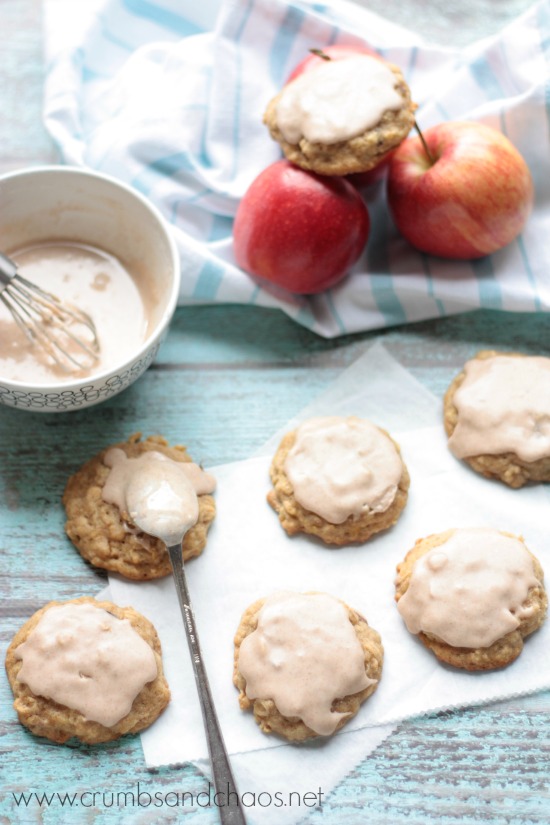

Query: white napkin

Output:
[43, 0, 550, 337]
[105, 343, 550, 824]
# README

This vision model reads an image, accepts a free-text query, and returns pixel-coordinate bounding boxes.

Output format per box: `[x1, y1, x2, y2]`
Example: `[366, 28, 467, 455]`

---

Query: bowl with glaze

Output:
[0, 165, 180, 411]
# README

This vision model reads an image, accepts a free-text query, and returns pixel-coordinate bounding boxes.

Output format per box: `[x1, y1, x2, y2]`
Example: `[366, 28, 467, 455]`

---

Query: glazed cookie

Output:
[5, 596, 170, 744]
[444, 350, 550, 488]
[234, 591, 383, 741]
[268, 416, 410, 545]
[264, 53, 416, 175]
[63, 433, 216, 580]
[395, 528, 547, 671]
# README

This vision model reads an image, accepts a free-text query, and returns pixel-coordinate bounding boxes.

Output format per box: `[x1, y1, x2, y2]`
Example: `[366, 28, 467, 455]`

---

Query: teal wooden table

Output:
[1, 1, 549, 823]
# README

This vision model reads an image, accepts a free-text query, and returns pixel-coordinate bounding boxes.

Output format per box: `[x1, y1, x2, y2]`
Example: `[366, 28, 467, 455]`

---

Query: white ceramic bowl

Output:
[0, 166, 180, 412]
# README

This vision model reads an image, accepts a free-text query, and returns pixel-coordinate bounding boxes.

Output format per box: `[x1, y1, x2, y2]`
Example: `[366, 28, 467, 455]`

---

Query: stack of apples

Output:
[233, 45, 533, 295]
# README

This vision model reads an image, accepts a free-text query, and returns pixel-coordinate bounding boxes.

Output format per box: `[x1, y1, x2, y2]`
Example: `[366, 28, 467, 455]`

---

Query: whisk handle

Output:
[0, 251, 17, 289]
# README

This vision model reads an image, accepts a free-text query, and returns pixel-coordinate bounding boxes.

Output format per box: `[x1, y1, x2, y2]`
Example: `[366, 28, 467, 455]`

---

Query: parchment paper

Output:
[107, 343, 550, 823]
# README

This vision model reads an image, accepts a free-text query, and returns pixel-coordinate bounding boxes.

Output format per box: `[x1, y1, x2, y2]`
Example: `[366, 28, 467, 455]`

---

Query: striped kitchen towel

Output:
[43, 0, 550, 337]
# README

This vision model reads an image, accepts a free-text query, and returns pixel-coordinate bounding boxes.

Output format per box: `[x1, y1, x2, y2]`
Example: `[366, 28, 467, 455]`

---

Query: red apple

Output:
[386, 121, 533, 259]
[286, 43, 379, 84]
[233, 160, 370, 294]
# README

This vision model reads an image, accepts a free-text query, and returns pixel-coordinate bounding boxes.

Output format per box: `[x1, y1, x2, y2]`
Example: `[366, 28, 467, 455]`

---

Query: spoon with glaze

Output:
[120, 454, 246, 825]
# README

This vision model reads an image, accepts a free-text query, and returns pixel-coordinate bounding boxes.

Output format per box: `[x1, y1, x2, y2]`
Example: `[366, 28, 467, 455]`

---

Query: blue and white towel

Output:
[44, 0, 550, 337]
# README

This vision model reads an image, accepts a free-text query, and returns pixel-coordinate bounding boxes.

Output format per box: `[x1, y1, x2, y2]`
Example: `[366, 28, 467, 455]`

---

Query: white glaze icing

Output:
[102, 448, 216, 546]
[284, 416, 403, 523]
[238, 592, 375, 736]
[15, 602, 158, 727]
[0, 242, 153, 383]
[275, 55, 404, 145]
[397, 529, 541, 648]
[448, 355, 550, 462]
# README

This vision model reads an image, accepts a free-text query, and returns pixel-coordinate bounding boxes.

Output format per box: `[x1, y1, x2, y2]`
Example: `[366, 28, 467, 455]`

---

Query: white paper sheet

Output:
[107, 344, 550, 823]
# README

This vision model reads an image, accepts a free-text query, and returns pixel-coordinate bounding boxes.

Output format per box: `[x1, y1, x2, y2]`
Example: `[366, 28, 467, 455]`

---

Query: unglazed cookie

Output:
[444, 350, 550, 488]
[268, 416, 410, 545]
[233, 591, 383, 741]
[264, 53, 416, 175]
[63, 433, 216, 580]
[5, 597, 170, 744]
[395, 528, 547, 671]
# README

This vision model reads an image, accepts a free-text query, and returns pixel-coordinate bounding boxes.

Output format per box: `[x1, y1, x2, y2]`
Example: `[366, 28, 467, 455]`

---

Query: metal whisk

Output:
[0, 251, 100, 372]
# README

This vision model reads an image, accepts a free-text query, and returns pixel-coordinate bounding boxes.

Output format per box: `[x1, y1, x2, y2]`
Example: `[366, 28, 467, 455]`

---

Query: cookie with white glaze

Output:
[268, 416, 410, 546]
[395, 528, 547, 671]
[264, 53, 416, 176]
[233, 591, 383, 741]
[5, 596, 170, 744]
[444, 350, 550, 488]
[63, 433, 216, 580]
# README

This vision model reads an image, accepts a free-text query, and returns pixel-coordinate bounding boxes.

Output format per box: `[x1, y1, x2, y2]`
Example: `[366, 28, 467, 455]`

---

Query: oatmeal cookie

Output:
[63, 433, 216, 579]
[5, 596, 170, 744]
[268, 416, 409, 545]
[233, 591, 383, 741]
[444, 350, 550, 488]
[395, 528, 547, 671]
[264, 54, 416, 176]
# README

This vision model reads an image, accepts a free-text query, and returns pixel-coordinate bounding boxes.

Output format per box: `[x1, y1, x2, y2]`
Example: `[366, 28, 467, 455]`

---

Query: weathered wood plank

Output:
[2, 306, 549, 824]
[1, 0, 549, 819]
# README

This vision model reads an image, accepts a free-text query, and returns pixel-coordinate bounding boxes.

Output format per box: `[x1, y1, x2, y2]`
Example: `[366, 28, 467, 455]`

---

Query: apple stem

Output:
[309, 48, 332, 61]
[414, 120, 435, 166]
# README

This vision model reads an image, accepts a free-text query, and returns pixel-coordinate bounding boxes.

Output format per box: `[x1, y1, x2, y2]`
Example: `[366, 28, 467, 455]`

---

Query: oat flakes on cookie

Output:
[5, 597, 170, 744]
[233, 591, 383, 741]
[444, 350, 550, 488]
[63, 433, 216, 580]
[264, 52, 416, 176]
[395, 528, 547, 671]
[268, 415, 409, 545]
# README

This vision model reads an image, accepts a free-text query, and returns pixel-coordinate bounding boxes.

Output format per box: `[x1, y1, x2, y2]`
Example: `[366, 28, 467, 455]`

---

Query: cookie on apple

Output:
[264, 48, 416, 176]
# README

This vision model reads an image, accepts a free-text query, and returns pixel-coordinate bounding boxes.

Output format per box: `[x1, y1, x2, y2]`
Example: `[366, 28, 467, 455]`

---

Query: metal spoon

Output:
[166, 541, 246, 825]
[123, 460, 245, 824]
